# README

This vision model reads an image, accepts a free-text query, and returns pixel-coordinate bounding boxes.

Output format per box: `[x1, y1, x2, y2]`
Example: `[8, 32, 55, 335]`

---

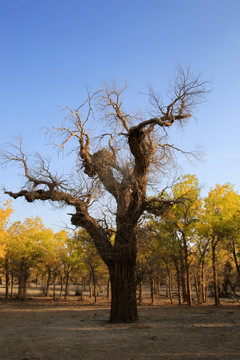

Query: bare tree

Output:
[1, 67, 207, 322]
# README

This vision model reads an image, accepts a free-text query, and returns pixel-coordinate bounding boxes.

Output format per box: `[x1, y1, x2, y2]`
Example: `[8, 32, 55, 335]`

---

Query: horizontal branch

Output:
[5, 188, 114, 264]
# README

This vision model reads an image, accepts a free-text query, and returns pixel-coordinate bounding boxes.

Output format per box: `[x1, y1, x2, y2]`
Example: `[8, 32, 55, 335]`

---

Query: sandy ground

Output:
[0, 295, 240, 360]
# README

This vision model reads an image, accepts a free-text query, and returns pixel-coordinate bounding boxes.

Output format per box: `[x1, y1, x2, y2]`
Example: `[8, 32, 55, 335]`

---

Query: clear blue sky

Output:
[1, 0, 240, 231]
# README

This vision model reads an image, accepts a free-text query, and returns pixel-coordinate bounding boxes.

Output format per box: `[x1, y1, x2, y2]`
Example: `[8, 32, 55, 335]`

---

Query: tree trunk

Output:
[156, 278, 160, 295]
[4, 259, 9, 300]
[200, 260, 207, 303]
[179, 249, 187, 302]
[194, 270, 201, 304]
[18, 274, 24, 299]
[64, 272, 69, 299]
[10, 271, 14, 299]
[150, 275, 155, 304]
[59, 274, 64, 298]
[138, 281, 142, 304]
[45, 271, 51, 297]
[107, 276, 110, 299]
[173, 258, 181, 305]
[168, 272, 173, 304]
[89, 265, 97, 303]
[53, 273, 57, 300]
[108, 258, 138, 323]
[232, 242, 240, 282]
[182, 236, 192, 306]
[22, 274, 28, 300]
[212, 241, 220, 306]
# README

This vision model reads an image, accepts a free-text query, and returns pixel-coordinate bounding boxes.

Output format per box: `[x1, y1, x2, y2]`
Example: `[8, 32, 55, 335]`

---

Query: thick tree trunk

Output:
[109, 258, 138, 323]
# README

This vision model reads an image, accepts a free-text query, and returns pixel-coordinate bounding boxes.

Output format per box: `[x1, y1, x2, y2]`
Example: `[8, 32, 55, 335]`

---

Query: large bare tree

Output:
[1, 67, 207, 322]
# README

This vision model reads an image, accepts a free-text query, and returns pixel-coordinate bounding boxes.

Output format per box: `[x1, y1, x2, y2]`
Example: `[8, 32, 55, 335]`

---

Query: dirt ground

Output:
[0, 295, 240, 360]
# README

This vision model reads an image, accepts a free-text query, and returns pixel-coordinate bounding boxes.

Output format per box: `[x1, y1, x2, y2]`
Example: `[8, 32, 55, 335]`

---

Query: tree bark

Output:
[109, 258, 138, 323]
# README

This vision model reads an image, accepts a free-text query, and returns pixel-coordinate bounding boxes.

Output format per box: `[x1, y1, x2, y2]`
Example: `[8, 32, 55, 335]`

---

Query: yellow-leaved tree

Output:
[202, 184, 240, 305]
[0, 200, 13, 293]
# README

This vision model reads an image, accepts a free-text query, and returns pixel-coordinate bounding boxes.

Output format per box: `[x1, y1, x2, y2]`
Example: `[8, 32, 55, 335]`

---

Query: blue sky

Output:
[1, 0, 240, 231]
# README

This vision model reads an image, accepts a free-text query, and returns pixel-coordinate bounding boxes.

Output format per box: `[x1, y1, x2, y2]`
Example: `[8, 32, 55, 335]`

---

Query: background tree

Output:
[221, 210, 240, 288]
[148, 216, 183, 305]
[1, 68, 207, 322]
[158, 175, 202, 305]
[5, 217, 47, 299]
[0, 200, 13, 296]
[39, 228, 65, 297]
[192, 224, 211, 304]
[58, 231, 84, 299]
[137, 225, 163, 304]
[75, 229, 108, 302]
[202, 183, 240, 305]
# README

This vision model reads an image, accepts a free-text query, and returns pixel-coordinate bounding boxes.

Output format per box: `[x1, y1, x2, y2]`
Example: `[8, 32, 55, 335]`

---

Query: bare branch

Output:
[101, 82, 132, 132]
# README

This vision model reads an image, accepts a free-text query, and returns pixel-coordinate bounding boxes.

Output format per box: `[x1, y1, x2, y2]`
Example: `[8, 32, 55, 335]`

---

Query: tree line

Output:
[1, 174, 240, 306]
[0, 207, 108, 300]
[137, 174, 240, 307]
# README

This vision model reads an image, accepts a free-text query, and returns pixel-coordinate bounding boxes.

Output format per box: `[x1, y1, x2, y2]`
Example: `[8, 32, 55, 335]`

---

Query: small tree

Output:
[75, 229, 108, 301]
[1, 68, 207, 322]
[6, 217, 46, 299]
[166, 174, 202, 305]
[0, 200, 13, 299]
